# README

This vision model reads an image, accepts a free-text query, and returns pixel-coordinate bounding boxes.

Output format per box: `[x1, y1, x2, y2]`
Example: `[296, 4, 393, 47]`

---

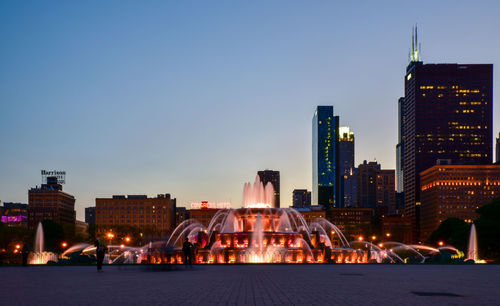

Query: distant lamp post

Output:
[125, 237, 131, 243]
[371, 235, 376, 241]
[385, 233, 391, 238]
[61, 242, 68, 248]
[438, 241, 444, 246]
[378, 243, 383, 248]
[15, 244, 21, 249]
[107, 232, 115, 242]
[358, 236, 363, 241]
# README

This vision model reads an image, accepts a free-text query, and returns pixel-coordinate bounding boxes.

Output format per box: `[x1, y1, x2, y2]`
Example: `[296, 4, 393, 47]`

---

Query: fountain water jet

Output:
[28, 222, 58, 264]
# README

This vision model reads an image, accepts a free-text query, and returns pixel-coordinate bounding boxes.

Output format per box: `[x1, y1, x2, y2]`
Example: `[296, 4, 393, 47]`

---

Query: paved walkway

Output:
[1, 264, 499, 305]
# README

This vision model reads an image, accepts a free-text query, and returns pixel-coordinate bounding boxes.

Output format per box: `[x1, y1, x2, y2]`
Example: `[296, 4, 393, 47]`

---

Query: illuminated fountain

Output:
[163, 176, 366, 264]
[28, 222, 58, 264]
[467, 223, 485, 263]
[58, 176, 467, 265]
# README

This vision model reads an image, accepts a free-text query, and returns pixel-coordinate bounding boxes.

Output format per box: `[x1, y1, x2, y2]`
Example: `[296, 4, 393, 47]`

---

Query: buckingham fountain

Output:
[162, 176, 367, 264]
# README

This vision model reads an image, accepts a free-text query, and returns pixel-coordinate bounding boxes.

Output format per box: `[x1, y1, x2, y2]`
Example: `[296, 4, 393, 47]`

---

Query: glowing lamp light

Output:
[61, 242, 67, 248]
[378, 243, 383, 248]
[125, 237, 131, 242]
[438, 241, 444, 246]
[358, 236, 363, 241]
[385, 233, 391, 237]
[15, 244, 21, 249]
[120, 244, 125, 248]
[107, 232, 114, 239]
[371, 236, 376, 240]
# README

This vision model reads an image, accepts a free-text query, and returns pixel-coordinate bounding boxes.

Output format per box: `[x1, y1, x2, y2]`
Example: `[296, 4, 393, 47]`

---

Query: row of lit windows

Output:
[459, 101, 483, 105]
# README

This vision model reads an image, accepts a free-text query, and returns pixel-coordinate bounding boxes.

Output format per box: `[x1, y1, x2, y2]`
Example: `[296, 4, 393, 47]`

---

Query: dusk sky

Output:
[1, 1, 499, 220]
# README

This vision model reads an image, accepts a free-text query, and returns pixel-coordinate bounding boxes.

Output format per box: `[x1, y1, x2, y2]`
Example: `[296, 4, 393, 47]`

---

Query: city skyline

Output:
[1, 2, 500, 220]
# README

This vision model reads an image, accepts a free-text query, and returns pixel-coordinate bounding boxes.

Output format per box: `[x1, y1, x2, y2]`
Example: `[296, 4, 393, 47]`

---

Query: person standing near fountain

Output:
[21, 244, 29, 266]
[182, 238, 193, 268]
[94, 238, 108, 272]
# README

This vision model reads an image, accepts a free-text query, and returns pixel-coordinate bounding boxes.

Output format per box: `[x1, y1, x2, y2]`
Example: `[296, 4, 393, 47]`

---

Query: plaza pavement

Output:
[1, 264, 499, 305]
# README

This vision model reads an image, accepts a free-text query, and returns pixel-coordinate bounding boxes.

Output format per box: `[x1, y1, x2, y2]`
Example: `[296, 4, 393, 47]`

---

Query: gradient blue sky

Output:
[1, 1, 499, 220]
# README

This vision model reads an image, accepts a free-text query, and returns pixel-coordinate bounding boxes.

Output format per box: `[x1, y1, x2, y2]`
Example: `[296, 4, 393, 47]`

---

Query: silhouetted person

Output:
[182, 238, 193, 268]
[21, 244, 29, 266]
[94, 238, 107, 272]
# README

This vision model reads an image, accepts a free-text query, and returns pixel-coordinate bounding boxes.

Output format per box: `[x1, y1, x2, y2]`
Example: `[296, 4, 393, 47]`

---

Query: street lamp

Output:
[438, 241, 444, 246]
[385, 233, 391, 238]
[61, 242, 67, 248]
[358, 236, 363, 241]
[125, 237, 131, 243]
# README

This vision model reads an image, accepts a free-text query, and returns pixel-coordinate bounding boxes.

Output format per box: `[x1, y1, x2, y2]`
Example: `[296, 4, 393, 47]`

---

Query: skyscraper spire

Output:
[410, 25, 421, 63]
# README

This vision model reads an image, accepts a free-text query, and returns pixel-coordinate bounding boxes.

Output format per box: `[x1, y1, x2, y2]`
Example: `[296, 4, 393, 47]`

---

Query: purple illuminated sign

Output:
[1, 215, 26, 223]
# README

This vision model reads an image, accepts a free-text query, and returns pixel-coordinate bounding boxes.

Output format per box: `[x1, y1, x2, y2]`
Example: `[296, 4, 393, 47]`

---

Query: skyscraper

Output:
[292, 189, 311, 208]
[338, 126, 355, 176]
[257, 170, 280, 208]
[496, 133, 500, 163]
[357, 160, 395, 213]
[402, 27, 493, 241]
[339, 126, 355, 207]
[312, 106, 340, 208]
[357, 160, 379, 209]
[396, 97, 405, 194]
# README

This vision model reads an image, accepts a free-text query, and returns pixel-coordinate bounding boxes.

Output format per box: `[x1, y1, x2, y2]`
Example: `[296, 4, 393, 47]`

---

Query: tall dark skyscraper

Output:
[402, 27, 493, 241]
[339, 126, 355, 207]
[338, 126, 354, 176]
[496, 133, 500, 163]
[292, 189, 311, 208]
[396, 97, 405, 194]
[257, 170, 280, 208]
[312, 106, 340, 208]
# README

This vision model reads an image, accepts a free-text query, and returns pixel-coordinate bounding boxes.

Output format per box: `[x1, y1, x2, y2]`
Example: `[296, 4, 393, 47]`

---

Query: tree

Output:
[475, 198, 500, 260]
[427, 218, 470, 252]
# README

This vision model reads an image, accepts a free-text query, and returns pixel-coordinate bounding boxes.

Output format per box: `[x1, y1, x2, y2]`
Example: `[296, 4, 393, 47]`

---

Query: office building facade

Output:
[292, 189, 311, 208]
[95, 194, 176, 237]
[313, 106, 340, 208]
[85, 207, 96, 227]
[402, 28, 493, 241]
[28, 177, 75, 230]
[257, 170, 280, 208]
[420, 165, 500, 241]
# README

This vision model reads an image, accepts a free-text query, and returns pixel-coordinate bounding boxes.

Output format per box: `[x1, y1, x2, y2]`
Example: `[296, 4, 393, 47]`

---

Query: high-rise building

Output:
[396, 97, 405, 194]
[357, 161, 395, 213]
[95, 194, 176, 238]
[343, 168, 358, 208]
[257, 170, 280, 208]
[420, 165, 500, 241]
[312, 106, 340, 208]
[376, 170, 396, 215]
[496, 133, 500, 163]
[28, 177, 75, 230]
[357, 161, 379, 209]
[338, 127, 355, 176]
[85, 207, 96, 227]
[339, 126, 355, 208]
[402, 27, 493, 242]
[292, 189, 311, 208]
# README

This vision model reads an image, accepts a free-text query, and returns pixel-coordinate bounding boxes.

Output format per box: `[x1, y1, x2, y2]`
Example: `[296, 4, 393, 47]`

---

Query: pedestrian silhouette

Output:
[21, 244, 29, 266]
[94, 238, 108, 272]
[182, 238, 193, 268]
